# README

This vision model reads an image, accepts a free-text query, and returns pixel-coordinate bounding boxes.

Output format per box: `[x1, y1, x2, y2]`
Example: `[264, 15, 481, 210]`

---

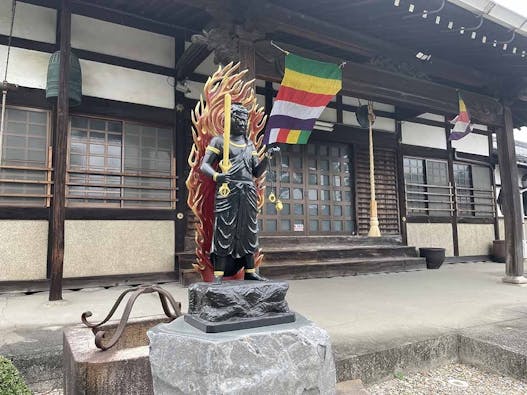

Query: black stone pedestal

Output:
[184, 281, 296, 333]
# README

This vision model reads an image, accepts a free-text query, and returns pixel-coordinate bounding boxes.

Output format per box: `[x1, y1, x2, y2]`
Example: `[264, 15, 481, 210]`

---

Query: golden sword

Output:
[218, 93, 232, 197]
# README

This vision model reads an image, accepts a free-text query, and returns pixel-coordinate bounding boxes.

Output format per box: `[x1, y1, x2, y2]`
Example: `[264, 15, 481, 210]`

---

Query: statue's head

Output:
[230, 103, 248, 136]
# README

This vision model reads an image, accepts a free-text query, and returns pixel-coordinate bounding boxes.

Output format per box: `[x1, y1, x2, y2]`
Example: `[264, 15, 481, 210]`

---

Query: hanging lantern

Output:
[45, 51, 82, 106]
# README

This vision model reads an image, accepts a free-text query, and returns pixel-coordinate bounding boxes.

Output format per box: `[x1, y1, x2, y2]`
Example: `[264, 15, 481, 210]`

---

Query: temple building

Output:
[1, 0, 526, 296]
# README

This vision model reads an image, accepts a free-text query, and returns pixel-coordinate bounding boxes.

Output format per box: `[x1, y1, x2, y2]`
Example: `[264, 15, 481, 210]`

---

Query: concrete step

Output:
[184, 235, 402, 251]
[180, 257, 426, 285]
[259, 257, 426, 280]
[178, 245, 418, 269]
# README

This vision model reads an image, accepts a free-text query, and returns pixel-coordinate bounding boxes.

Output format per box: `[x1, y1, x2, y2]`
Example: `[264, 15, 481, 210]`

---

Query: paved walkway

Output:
[2, 261, 527, 390]
[1, 262, 526, 348]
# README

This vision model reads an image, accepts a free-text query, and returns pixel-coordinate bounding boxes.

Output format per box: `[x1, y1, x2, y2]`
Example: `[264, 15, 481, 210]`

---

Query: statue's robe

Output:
[207, 136, 260, 259]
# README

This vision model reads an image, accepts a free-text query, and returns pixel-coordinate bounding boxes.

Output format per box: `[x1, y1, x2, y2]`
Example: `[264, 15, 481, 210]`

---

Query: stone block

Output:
[63, 315, 170, 395]
[148, 315, 336, 394]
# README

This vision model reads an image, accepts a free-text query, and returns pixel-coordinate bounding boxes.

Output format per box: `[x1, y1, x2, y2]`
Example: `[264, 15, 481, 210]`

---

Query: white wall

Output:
[401, 122, 447, 149]
[0, 0, 55, 43]
[72, 14, 175, 68]
[81, 60, 175, 108]
[451, 133, 489, 156]
[0, 45, 50, 89]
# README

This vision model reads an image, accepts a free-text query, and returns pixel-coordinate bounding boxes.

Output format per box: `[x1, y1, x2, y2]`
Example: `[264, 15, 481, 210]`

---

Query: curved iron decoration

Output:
[81, 284, 182, 351]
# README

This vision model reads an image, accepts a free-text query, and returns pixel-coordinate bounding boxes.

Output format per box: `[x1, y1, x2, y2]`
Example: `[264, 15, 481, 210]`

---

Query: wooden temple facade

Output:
[1, 0, 526, 296]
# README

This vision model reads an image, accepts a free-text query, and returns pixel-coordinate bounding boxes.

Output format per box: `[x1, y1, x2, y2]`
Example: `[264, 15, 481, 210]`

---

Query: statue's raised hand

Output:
[215, 172, 231, 184]
[266, 146, 280, 158]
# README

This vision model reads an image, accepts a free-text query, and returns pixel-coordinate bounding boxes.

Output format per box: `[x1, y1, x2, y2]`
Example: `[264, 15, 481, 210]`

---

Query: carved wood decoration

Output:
[186, 63, 267, 282]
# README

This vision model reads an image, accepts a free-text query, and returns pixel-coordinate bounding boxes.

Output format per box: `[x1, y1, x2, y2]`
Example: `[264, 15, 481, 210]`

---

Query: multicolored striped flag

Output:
[448, 92, 473, 141]
[263, 54, 342, 145]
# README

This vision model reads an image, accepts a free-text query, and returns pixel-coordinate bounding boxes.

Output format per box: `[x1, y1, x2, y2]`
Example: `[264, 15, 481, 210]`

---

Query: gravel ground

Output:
[368, 363, 527, 395]
[34, 363, 526, 395]
[34, 389, 62, 395]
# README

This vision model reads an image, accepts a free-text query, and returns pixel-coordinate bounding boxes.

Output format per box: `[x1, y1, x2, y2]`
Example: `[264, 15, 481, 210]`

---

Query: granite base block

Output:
[148, 315, 336, 395]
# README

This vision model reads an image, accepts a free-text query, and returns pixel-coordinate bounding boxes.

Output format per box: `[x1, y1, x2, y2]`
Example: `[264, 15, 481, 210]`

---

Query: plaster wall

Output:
[418, 113, 445, 122]
[64, 220, 174, 278]
[80, 60, 175, 108]
[451, 133, 489, 156]
[72, 14, 175, 68]
[457, 224, 494, 256]
[0, 220, 48, 281]
[406, 223, 454, 256]
[0, 45, 50, 89]
[0, 1, 55, 43]
[401, 122, 447, 149]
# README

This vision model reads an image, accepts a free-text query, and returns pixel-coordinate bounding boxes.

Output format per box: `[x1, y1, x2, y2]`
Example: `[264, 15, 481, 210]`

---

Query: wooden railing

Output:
[66, 165, 177, 209]
[405, 181, 495, 217]
[405, 182, 454, 215]
[0, 149, 54, 207]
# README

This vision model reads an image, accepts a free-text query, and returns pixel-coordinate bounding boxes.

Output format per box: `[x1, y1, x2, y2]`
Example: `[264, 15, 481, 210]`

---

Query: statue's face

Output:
[231, 104, 248, 136]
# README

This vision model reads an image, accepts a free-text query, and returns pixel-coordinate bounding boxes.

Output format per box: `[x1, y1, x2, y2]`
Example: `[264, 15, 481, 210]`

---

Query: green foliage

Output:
[394, 371, 405, 380]
[0, 356, 32, 395]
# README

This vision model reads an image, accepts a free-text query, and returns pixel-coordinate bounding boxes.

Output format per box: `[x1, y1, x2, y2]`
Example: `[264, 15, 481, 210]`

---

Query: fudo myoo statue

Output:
[200, 101, 279, 284]
[186, 62, 274, 284]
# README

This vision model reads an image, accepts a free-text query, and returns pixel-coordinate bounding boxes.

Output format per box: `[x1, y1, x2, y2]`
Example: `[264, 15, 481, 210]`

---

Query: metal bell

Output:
[275, 199, 283, 211]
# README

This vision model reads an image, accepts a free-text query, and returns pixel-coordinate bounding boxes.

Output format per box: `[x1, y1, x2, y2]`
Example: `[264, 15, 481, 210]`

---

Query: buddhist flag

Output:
[263, 54, 342, 145]
[449, 92, 473, 141]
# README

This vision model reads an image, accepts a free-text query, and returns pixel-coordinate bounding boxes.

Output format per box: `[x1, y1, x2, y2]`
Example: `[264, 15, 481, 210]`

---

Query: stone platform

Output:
[148, 315, 336, 394]
[185, 280, 295, 332]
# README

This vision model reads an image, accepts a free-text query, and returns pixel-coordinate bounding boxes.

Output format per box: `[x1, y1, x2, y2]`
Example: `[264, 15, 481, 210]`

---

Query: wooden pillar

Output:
[394, 118, 407, 244]
[238, 36, 255, 83]
[236, 28, 262, 86]
[174, 35, 188, 256]
[496, 105, 526, 283]
[445, 122, 459, 256]
[49, 0, 71, 301]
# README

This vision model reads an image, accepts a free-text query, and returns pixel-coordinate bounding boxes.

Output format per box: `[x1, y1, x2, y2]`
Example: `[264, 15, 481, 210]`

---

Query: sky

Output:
[493, 0, 527, 17]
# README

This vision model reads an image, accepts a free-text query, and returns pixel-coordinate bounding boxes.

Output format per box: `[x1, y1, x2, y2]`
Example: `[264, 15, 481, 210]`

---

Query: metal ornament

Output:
[275, 199, 283, 211]
[81, 284, 182, 351]
[268, 191, 276, 202]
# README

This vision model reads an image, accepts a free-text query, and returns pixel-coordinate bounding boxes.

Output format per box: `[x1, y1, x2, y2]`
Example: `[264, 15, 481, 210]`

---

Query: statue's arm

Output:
[252, 146, 280, 178]
[200, 137, 229, 183]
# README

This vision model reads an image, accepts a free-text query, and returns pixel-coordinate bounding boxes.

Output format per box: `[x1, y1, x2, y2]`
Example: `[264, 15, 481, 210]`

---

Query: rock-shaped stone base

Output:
[188, 281, 291, 321]
[185, 281, 295, 332]
[148, 315, 336, 395]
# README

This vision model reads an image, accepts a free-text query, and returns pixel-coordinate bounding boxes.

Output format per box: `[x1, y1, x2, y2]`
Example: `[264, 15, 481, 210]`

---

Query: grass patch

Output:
[0, 356, 32, 395]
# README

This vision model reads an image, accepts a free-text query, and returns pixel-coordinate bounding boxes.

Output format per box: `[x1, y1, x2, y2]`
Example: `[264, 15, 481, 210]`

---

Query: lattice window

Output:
[67, 116, 175, 208]
[0, 107, 52, 207]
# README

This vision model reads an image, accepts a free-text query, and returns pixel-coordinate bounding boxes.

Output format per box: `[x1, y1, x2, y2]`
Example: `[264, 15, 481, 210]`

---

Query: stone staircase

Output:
[178, 236, 426, 285]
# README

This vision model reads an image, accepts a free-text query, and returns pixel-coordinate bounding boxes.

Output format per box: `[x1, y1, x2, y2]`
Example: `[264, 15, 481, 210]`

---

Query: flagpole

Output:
[368, 101, 381, 237]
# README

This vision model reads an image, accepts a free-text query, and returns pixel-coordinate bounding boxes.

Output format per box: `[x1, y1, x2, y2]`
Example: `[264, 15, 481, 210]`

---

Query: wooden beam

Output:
[496, 105, 526, 283]
[255, 41, 503, 126]
[256, 2, 492, 89]
[49, 0, 71, 301]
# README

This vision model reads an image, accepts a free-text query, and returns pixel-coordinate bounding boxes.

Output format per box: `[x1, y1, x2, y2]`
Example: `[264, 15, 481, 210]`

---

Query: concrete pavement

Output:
[2, 261, 527, 390]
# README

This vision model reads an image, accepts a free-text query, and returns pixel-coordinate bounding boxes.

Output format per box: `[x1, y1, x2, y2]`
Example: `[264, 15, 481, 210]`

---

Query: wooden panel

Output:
[356, 147, 400, 235]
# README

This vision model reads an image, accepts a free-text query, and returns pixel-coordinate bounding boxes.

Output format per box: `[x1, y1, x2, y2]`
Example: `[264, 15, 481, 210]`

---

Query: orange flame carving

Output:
[186, 63, 267, 282]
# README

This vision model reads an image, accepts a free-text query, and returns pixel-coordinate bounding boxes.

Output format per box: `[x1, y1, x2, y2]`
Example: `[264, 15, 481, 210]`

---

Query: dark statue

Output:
[200, 103, 278, 284]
